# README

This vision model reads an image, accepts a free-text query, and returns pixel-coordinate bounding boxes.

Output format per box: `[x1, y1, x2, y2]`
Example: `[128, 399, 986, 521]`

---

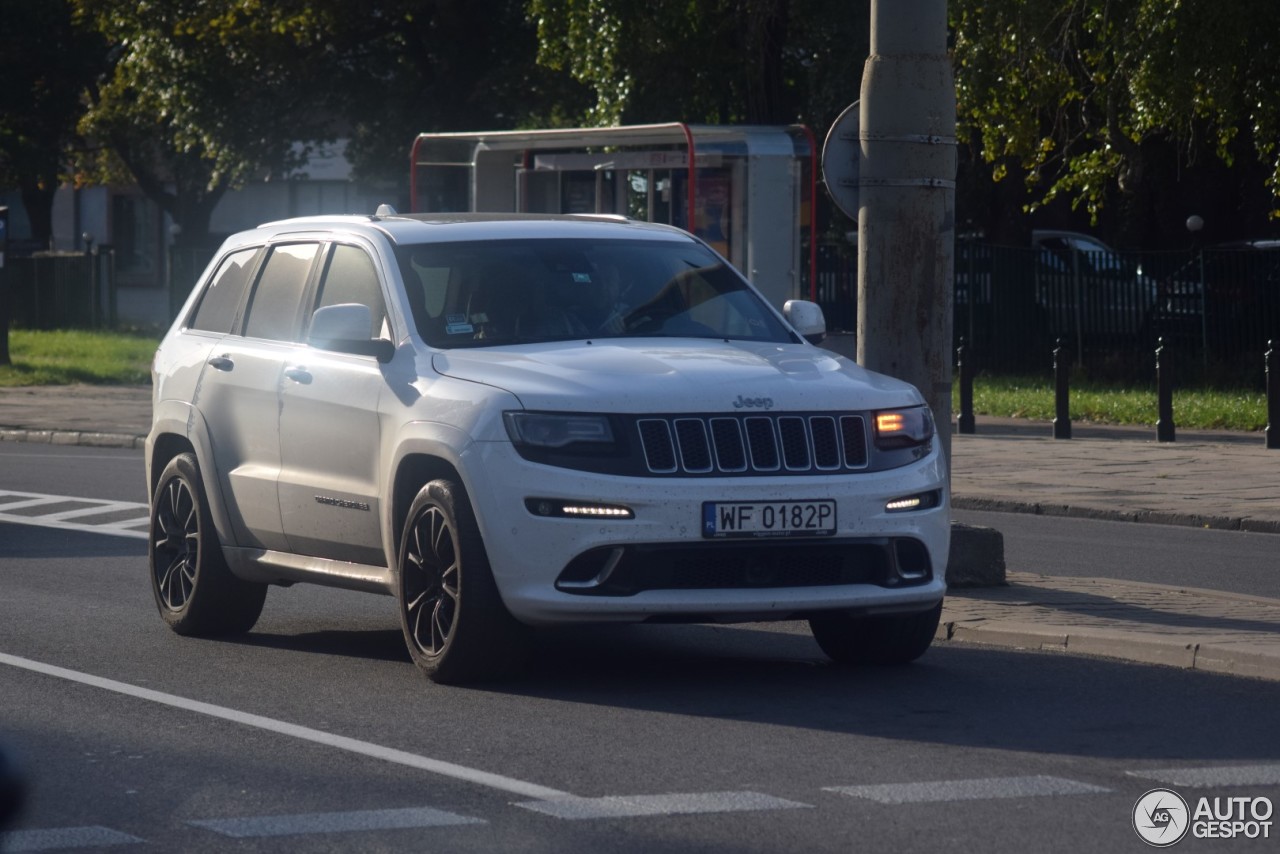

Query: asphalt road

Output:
[2, 444, 1278, 852]
[955, 509, 1280, 599]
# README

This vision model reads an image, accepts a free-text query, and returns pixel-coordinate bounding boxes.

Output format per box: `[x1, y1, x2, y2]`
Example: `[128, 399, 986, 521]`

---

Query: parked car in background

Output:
[146, 209, 950, 684]
[1196, 240, 1280, 360]
[1030, 230, 1162, 341]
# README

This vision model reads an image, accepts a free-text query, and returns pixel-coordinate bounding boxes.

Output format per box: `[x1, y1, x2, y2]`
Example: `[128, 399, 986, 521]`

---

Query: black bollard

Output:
[1267, 340, 1279, 450]
[1053, 338, 1071, 439]
[1156, 337, 1176, 443]
[957, 337, 975, 434]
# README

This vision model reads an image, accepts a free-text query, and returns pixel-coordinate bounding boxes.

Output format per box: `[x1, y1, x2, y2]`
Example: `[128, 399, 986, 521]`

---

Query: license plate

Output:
[702, 500, 837, 539]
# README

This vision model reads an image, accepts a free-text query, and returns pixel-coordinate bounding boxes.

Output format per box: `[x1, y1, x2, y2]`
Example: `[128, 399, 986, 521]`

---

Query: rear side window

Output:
[243, 243, 320, 341]
[188, 248, 260, 333]
[315, 244, 390, 340]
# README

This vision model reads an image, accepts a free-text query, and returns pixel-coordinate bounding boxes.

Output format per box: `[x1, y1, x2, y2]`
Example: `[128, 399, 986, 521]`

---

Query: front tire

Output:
[397, 479, 529, 684]
[149, 452, 266, 636]
[809, 602, 943, 666]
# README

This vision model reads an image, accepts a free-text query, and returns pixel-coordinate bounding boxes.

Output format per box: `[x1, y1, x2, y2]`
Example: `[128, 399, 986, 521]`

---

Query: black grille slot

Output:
[778, 416, 810, 469]
[635, 413, 874, 475]
[840, 416, 869, 467]
[745, 417, 780, 470]
[810, 416, 840, 469]
[674, 419, 713, 472]
[637, 419, 677, 472]
[709, 418, 747, 471]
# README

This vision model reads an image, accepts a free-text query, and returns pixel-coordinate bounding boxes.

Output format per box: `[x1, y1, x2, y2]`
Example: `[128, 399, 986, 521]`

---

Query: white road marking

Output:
[0, 489, 148, 540]
[1128, 764, 1280, 788]
[43, 501, 146, 522]
[0, 652, 570, 800]
[825, 775, 1110, 804]
[189, 806, 484, 838]
[515, 791, 812, 820]
[0, 826, 143, 852]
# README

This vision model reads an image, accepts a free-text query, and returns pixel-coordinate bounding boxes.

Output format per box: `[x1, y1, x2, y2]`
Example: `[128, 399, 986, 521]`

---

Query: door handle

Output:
[284, 366, 313, 385]
[208, 355, 234, 371]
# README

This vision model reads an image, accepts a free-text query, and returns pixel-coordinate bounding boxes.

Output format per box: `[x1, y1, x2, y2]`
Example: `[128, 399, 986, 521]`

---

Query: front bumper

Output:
[461, 439, 950, 625]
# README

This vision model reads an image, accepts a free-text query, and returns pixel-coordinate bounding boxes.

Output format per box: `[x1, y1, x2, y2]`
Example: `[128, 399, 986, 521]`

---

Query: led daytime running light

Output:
[525, 498, 634, 519]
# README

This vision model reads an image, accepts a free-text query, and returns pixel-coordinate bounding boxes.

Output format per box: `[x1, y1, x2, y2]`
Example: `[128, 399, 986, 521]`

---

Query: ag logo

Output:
[1134, 788, 1190, 847]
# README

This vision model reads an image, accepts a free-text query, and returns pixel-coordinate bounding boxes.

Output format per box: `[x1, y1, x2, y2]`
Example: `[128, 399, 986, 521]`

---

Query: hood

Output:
[431, 340, 923, 413]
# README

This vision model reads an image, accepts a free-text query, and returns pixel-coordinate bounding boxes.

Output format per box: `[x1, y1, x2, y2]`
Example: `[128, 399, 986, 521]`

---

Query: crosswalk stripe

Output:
[0, 825, 144, 852]
[43, 501, 147, 522]
[188, 806, 484, 838]
[1128, 764, 1280, 788]
[824, 775, 1110, 804]
[515, 791, 812, 820]
[0, 489, 149, 541]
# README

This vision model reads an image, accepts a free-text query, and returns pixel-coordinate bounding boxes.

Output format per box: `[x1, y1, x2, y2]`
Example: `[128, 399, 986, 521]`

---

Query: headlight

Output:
[503, 412, 615, 449]
[873, 406, 934, 450]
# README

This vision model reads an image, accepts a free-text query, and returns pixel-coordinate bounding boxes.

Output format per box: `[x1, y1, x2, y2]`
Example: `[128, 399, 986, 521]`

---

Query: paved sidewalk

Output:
[1, 386, 1278, 680]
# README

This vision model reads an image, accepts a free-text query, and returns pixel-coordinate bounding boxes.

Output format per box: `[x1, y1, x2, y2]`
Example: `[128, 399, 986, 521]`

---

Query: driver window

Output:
[315, 244, 390, 340]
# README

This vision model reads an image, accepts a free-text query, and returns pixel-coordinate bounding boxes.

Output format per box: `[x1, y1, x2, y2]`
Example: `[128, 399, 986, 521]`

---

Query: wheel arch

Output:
[390, 453, 466, 561]
[148, 432, 195, 497]
[147, 424, 238, 550]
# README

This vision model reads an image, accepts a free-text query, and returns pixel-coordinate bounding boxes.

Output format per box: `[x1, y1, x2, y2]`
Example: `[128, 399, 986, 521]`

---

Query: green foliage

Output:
[951, 0, 1280, 221]
[71, 0, 341, 239]
[957, 374, 1267, 432]
[527, 0, 867, 128]
[0, 330, 158, 386]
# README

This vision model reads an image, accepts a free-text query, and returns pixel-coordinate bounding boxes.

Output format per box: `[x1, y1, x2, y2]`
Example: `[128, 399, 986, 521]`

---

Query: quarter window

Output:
[188, 247, 260, 333]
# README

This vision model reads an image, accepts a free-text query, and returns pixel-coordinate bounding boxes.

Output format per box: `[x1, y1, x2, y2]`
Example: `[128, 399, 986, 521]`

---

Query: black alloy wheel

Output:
[148, 452, 266, 636]
[396, 479, 529, 684]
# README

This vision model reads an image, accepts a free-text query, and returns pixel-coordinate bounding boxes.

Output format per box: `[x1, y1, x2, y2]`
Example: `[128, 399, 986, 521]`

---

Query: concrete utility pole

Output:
[857, 0, 956, 469]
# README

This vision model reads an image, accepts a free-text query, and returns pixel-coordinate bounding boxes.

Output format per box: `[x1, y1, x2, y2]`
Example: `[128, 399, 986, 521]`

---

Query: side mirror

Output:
[309, 303, 394, 363]
[783, 299, 826, 345]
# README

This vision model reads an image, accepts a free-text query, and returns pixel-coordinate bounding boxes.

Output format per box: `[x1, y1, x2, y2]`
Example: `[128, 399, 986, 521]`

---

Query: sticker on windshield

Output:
[445, 313, 474, 335]
[572, 272, 592, 283]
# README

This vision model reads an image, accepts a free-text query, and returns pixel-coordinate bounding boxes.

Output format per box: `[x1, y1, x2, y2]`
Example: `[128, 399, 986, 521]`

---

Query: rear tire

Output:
[808, 602, 942, 666]
[149, 452, 267, 636]
[397, 479, 529, 684]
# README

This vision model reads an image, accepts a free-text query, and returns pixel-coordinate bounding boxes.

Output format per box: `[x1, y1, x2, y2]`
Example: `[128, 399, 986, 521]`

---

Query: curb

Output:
[0, 428, 144, 450]
[953, 496, 1280, 535]
[935, 617, 1280, 682]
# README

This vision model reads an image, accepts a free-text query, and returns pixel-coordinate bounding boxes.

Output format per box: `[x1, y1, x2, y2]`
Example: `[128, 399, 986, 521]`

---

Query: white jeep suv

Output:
[147, 210, 949, 683]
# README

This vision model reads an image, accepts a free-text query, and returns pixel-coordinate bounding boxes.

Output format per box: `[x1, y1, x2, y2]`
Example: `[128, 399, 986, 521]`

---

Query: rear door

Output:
[197, 241, 321, 551]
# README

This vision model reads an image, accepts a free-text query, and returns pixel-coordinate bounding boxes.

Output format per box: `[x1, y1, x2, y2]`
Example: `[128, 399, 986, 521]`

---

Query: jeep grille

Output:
[637, 414, 868, 476]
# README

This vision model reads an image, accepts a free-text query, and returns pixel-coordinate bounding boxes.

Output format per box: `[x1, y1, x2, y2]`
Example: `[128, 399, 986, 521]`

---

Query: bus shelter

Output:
[409, 124, 816, 309]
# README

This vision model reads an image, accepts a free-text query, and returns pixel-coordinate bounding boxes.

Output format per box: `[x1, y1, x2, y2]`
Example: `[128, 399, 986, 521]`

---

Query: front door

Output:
[277, 242, 390, 566]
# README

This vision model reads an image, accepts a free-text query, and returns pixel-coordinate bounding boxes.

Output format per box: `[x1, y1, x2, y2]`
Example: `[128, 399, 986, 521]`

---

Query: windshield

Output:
[395, 238, 795, 348]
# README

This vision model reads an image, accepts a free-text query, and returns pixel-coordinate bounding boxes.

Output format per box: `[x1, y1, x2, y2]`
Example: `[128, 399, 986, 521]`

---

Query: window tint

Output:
[315, 244, 389, 339]
[243, 243, 319, 341]
[188, 247, 260, 333]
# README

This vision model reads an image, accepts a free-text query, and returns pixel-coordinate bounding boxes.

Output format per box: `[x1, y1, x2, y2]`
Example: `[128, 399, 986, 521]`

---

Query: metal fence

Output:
[6, 251, 117, 329]
[813, 241, 1280, 381]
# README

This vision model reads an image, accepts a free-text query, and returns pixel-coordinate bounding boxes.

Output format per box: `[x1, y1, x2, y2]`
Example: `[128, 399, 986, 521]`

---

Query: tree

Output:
[321, 0, 587, 188]
[72, 1, 341, 245]
[527, 0, 867, 129]
[951, 0, 1280, 239]
[0, 1, 104, 249]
